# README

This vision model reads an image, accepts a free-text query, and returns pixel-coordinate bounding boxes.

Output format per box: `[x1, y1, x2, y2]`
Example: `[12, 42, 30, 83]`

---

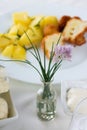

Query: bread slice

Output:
[43, 24, 58, 36]
[63, 18, 87, 46]
[58, 15, 81, 32]
[58, 15, 71, 32]
[41, 33, 64, 58]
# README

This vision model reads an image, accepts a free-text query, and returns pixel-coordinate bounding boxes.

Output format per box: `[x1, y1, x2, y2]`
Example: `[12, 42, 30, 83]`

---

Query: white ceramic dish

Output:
[0, 91, 18, 127]
[61, 80, 87, 116]
[0, 2, 87, 84]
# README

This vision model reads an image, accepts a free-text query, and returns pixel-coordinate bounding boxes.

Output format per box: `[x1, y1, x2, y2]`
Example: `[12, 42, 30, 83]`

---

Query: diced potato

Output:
[40, 16, 58, 29]
[8, 25, 18, 35]
[16, 24, 28, 36]
[8, 24, 28, 36]
[12, 12, 31, 26]
[18, 26, 43, 48]
[2, 44, 14, 58]
[0, 34, 11, 51]
[12, 45, 26, 60]
[4, 34, 19, 46]
[5, 33, 19, 40]
[30, 15, 44, 27]
[2, 44, 26, 60]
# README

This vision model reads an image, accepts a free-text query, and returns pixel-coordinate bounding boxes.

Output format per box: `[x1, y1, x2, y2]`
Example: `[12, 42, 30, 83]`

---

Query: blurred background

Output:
[0, 0, 87, 15]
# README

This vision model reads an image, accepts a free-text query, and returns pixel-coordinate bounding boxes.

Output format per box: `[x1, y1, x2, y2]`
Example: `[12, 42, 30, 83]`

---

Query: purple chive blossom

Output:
[53, 44, 73, 62]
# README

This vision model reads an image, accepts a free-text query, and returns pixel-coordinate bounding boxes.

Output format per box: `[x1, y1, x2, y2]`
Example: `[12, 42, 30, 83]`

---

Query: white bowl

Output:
[0, 91, 18, 127]
[61, 80, 87, 116]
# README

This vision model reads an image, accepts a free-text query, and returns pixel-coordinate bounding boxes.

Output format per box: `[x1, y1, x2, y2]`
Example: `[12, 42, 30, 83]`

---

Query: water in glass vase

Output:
[37, 81, 57, 120]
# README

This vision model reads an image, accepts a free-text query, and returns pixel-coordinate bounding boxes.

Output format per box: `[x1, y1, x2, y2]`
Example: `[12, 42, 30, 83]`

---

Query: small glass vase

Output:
[37, 80, 57, 120]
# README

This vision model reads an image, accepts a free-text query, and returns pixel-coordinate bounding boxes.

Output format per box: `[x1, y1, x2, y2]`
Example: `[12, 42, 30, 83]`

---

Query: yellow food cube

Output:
[13, 45, 26, 60]
[30, 15, 44, 27]
[2, 44, 14, 58]
[4, 34, 19, 46]
[13, 12, 31, 26]
[9, 24, 28, 36]
[5, 33, 19, 40]
[40, 16, 58, 29]
[8, 25, 18, 35]
[2, 44, 26, 60]
[0, 34, 11, 51]
[18, 26, 43, 48]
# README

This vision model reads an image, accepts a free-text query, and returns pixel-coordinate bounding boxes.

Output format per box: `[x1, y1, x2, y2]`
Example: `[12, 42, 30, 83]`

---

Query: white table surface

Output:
[0, 0, 87, 130]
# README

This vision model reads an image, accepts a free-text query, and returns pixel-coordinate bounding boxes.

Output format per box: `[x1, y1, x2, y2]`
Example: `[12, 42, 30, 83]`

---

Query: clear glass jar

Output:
[37, 81, 57, 120]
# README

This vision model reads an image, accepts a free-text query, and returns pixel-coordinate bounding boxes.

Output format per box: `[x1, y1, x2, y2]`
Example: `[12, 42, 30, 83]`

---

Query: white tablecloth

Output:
[0, 0, 87, 130]
[1, 79, 70, 130]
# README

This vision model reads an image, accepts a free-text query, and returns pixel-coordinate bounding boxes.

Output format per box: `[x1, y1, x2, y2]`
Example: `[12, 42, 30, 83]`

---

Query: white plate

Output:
[0, 2, 87, 84]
